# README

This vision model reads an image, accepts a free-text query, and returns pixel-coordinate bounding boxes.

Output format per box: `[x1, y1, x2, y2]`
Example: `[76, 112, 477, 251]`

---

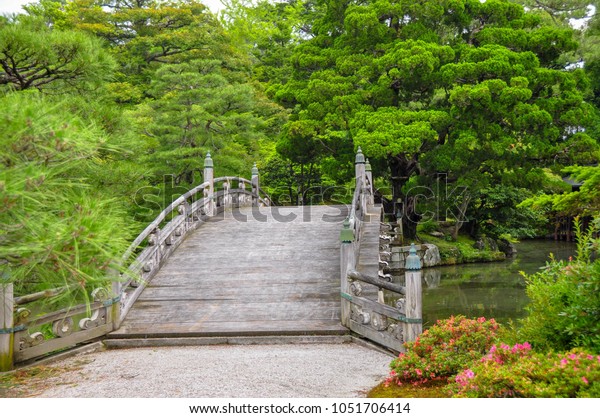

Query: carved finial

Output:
[405, 243, 422, 271]
[365, 158, 372, 172]
[355, 146, 365, 164]
[251, 162, 259, 177]
[204, 152, 213, 168]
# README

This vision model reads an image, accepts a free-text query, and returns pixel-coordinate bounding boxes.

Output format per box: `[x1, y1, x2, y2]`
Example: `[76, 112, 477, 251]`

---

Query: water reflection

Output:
[398, 240, 576, 329]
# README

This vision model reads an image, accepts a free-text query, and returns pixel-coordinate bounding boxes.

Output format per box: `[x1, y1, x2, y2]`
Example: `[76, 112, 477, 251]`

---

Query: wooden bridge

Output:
[1, 150, 423, 371]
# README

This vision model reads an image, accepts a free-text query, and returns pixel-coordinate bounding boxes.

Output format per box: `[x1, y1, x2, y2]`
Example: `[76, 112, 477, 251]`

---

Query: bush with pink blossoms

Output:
[387, 315, 500, 386]
[450, 345, 600, 397]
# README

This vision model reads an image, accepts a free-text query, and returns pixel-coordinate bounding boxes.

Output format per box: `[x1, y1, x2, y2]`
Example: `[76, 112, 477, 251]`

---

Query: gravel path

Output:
[31, 343, 392, 398]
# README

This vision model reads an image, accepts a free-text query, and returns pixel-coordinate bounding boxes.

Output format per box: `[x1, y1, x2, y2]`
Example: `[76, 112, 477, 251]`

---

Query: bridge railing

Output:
[1, 154, 270, 370]
[115, 155, 270, 327]
[339, 148, 422, 352]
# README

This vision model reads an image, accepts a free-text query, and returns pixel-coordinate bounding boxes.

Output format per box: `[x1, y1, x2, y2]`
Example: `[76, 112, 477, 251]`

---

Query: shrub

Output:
[387, 316, 500, 386]
[518, 218, 600, 353]
[450, 344, 600, 398]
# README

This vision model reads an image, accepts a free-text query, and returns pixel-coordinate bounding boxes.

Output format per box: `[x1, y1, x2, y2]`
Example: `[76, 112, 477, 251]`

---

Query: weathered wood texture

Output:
[1, 284, 14, 371]
[116, 174, 271, 327]
[12, 288, 115, 363]
[404, 271, 423, 342]
[111, 205, 349, 338]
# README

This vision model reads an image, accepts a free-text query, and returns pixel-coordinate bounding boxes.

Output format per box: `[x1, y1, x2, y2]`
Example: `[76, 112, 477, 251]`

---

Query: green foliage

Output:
[269, 0, 598, 239]
[469, 184, 547, 238]
[520, 165, 600, 218]
[0, 17, 115, 92]
[518, 218, 600, 353]
[0, 92, 133, 297]
[387, 316, 501, 385]
[450, 344, 600, 398]
[424, 234, 506, 264]
[131, 58, 267, 185]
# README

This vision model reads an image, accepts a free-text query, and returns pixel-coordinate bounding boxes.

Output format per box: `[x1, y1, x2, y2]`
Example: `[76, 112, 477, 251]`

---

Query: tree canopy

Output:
[1, 0, 599, 295]
[267, 0, 599, 237]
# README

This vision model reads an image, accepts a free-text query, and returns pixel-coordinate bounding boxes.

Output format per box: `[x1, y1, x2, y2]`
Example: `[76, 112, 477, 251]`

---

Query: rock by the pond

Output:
[473, 237, 499, 252]
[428, 231, 445, 238]
[497, 238, 517, 257]
[422, 244, 441, 267]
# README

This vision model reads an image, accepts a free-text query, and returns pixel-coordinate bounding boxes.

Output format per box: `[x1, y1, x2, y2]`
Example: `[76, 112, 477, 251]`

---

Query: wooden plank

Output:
[111, 320, 347, 338]
[116, 204, 349, 338]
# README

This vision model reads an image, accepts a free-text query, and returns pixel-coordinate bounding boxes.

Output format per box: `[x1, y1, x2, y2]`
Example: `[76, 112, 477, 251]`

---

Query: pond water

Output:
[417, 240, 576, 328]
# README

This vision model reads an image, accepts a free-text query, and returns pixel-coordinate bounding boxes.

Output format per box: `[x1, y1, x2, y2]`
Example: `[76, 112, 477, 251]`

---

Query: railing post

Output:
[355, 147, 366, 187]
[1, 283, 14, 371]
[365, 158, 374, 206]
[404, 243, 423, 343]
[355, 147, 367, 213]
[340, 219, 355, 328]
[251, 163, 259, 207]
[111, 278, 122, 330]
[204, 152, 215, 216]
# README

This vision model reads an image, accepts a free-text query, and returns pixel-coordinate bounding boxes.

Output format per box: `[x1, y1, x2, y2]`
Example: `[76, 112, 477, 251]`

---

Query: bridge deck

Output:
[110, 205, 351, 338]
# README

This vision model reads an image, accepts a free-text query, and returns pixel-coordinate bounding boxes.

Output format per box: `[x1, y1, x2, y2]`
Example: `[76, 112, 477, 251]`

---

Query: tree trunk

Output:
[451, 195, 471, 240]
[388, 154, 420, 240]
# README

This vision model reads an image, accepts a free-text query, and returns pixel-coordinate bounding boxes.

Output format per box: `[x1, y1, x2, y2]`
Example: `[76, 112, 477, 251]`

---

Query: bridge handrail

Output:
[122, 181, 210, 262]
[1, 156, 270, 370]
[116, 170, 270, 326]
[339, 149, 421, 352]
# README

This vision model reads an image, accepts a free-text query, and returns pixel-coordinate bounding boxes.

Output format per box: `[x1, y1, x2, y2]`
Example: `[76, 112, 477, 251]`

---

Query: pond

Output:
[418, 240, 576, 328]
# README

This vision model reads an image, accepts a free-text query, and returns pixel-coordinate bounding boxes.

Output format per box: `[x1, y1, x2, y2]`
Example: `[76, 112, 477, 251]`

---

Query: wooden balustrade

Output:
[340, 148, 422, 352]
[1, 155, 270, 370]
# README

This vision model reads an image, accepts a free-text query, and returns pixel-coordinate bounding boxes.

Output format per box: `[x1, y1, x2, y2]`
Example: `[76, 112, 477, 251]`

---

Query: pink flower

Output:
[477, 317, 486, 323]
[415, 369, 423, 376]
[465, 369, 475, 379]
[560, 358, 568, 366]
[569, 353, 577, 360]
[582, 377, 589, 385]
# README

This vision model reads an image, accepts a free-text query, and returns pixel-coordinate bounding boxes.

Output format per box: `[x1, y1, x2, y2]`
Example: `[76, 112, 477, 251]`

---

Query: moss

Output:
[368, 380, 451, 398]
[422, 234, 505, 265]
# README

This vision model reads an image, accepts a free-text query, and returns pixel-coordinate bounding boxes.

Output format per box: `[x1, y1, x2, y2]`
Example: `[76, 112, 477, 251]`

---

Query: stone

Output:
[473, 237, 498, 252]
[422, 244, 441, 267]
[497, 238, 517, 257]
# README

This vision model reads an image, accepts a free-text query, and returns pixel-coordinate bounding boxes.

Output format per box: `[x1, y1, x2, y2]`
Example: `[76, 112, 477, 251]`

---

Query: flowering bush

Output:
[450, 345, 600, 397]
[387, 316, 500, 386]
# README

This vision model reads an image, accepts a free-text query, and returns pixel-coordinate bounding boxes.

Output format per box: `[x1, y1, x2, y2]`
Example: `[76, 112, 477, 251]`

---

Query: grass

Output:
[368, 379, 451, 398]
